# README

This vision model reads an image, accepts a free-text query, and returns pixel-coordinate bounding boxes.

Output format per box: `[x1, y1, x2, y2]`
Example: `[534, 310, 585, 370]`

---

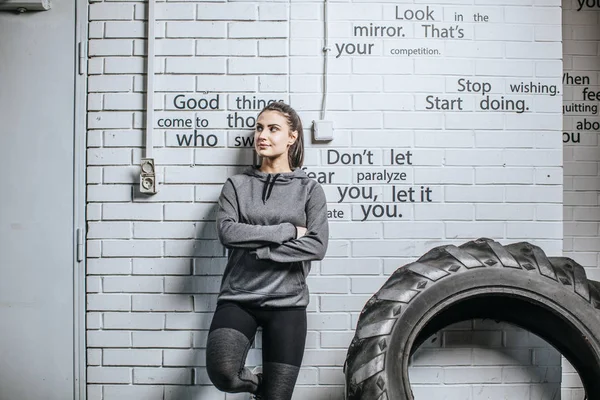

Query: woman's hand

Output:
[296, 226, 307, 238]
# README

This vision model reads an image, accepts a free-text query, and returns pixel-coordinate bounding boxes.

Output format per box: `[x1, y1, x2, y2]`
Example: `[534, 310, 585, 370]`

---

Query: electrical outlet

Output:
[140, 158, 157, 194]
[312, 120, 334, 141]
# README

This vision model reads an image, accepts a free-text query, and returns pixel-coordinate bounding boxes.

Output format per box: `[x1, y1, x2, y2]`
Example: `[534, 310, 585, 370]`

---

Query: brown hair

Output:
[258, 101, 304, 169]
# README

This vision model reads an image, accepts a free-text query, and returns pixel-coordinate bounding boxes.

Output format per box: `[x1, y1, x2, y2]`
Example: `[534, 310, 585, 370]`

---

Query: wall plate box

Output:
[312, 120, 334, 141]
[0, 0, 51, 11]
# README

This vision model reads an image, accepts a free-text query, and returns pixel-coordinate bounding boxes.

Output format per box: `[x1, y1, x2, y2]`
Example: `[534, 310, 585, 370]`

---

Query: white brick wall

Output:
[562, 0, 600, 396]
[86, 0, 567, 399]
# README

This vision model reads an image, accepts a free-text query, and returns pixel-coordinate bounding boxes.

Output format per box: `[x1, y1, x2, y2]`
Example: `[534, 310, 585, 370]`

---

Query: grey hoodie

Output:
[216, 166, 329, 308]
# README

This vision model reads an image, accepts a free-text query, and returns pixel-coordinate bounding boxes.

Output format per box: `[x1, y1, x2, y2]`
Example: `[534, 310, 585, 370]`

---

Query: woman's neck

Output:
[259, 156, 292, 174]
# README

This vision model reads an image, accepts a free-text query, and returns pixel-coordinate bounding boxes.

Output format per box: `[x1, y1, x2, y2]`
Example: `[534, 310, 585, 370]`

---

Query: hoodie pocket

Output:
[229, 252, 304, 297]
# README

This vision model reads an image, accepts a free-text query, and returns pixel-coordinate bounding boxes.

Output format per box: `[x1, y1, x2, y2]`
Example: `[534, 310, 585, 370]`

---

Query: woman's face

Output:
[254, 110, 297, 161]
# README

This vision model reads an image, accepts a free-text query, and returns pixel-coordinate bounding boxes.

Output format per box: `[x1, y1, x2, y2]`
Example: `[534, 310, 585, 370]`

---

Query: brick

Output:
[88, 112, 133, 129]
[88, 76, 133, 92]
[197, 75, 257, 92]
[385, 112, 443, 129]
[102, 240, 163, 257]
[445, 367, 501, 384]
[89, 3, 134, 20]
[197, 3, 257, 20]
[382, 222, 443, 239]
[165, 57, 226, 74]
[104, 312, 165, 330]
[133, 258, 193, 275]
[164, 240, 224, 257]
[476, 204, 535, 221]
[352, 240, 415, 257]
[134, 368, 192, 385]
[328, 221, 382, 238]
[87, 294, 131, 311]
[87, 276, 102, 293]
[473, 348, 532, 365]
[476, 168, 534, 184]
[164, 386, 223, 400]
[104, 276, 164, 293]
[89, 40, 133, 56]
[88, 258, 132, 275]
[103, 130, 145, 147]
[154, 39, 195, 56]
[132, 331, 192, 348]
[87, 331, 131, 348]
[103, 203, 163, 220]
[321, 258, 381, 275]
[353, 58, 412, 75]
[475, 25, 533, 41]
[87, 367, 131, 384]
[165, 166, 229, 184]
[163, 203, 218, 221]
[505, 185, 562, 203]
[307, 313, 350, 330]
[103, 385, 163, 400]
[105, 21, 146, 38]
[88, 349, 102, 366]
[472, 385, 529, 400]
[505, 6, 561, 24]
[88, 222, 131, 239]
[229, 22, 288, 38]
[132, 294, 194, 312]
[475, 131, 535, 148]
[414, 168, 473, 184]
[103, 93, 146, 109]
[156, 3, 196, 20]
[87, 240, 102, 258]
[88, 94, 103, 111]
[302, 349, 347, 366]
[166, 21, 226, 38]
[104, 349, 162, 366]
[412, 348, 472, 366]
[259, 39, 288, 56]
[445, 186, 503, 203]
[88, 148, 131, 166]
[196, 39, 257, 56]
[167, 312, 212, 331]
[163, 349, 206, 367]
[228, 57, 287, 74]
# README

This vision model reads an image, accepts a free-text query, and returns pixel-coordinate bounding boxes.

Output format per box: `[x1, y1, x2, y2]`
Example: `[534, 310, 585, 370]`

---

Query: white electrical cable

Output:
[145, 0, 156, 158]
[320, 0, 329, 121]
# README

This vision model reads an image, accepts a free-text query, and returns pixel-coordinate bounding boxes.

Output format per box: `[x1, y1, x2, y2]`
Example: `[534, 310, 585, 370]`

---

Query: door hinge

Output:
[77, 41, 86, 75]
[76, 228, 84, 262]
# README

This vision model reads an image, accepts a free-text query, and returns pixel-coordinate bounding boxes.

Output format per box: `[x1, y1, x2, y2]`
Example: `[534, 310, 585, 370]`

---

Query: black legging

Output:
[206, 301, 307, 400]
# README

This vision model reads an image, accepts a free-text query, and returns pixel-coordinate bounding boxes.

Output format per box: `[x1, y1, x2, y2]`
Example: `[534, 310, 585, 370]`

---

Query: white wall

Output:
[562, 0, 600, 398]
[85, 0, 565, 399]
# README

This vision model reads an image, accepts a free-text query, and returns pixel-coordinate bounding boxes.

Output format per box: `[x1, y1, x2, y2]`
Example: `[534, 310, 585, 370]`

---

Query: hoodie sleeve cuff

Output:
[282, 222, 298, 242]
[254, 246, 270, 260]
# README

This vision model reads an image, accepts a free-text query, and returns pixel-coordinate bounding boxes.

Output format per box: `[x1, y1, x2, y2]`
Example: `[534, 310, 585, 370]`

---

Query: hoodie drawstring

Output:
[262, 173, 280, 204]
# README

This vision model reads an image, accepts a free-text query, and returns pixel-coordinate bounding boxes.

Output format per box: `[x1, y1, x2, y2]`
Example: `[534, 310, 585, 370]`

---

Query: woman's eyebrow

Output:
[267, 123, 281, 128]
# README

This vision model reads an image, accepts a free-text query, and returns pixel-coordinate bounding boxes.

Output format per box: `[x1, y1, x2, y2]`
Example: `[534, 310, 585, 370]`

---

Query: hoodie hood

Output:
[243, 166, 308, 204]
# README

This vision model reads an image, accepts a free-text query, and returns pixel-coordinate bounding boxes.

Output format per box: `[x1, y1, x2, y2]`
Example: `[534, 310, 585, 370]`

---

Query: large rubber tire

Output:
[344, 238, 600, 400]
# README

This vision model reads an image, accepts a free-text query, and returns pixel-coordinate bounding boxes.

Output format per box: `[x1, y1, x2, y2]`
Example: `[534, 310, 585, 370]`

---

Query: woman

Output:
[206, 102, 329, 400]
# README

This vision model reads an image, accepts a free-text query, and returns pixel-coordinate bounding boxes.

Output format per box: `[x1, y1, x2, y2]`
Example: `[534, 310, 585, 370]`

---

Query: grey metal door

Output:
[0, 2, 82, 399]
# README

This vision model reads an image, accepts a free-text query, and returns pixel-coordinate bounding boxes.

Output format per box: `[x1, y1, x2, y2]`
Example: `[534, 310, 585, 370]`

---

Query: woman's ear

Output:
[288, 130, 298, 146]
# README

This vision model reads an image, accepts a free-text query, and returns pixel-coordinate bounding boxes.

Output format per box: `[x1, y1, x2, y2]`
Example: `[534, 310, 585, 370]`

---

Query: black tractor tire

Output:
[344, 238, 600, 400]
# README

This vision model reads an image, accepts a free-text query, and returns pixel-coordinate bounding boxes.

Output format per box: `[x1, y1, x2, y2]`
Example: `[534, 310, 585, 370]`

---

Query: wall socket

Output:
[312, 120, 334, 141]
[140, 158, 157, 194]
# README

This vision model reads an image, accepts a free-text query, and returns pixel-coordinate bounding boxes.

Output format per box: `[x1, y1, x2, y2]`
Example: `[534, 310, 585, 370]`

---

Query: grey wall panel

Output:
[0, 2, 76, 399]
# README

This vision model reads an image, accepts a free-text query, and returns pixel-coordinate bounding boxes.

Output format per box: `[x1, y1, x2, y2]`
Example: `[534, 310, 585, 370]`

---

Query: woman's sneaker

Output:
[250, 366, 263, 400]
